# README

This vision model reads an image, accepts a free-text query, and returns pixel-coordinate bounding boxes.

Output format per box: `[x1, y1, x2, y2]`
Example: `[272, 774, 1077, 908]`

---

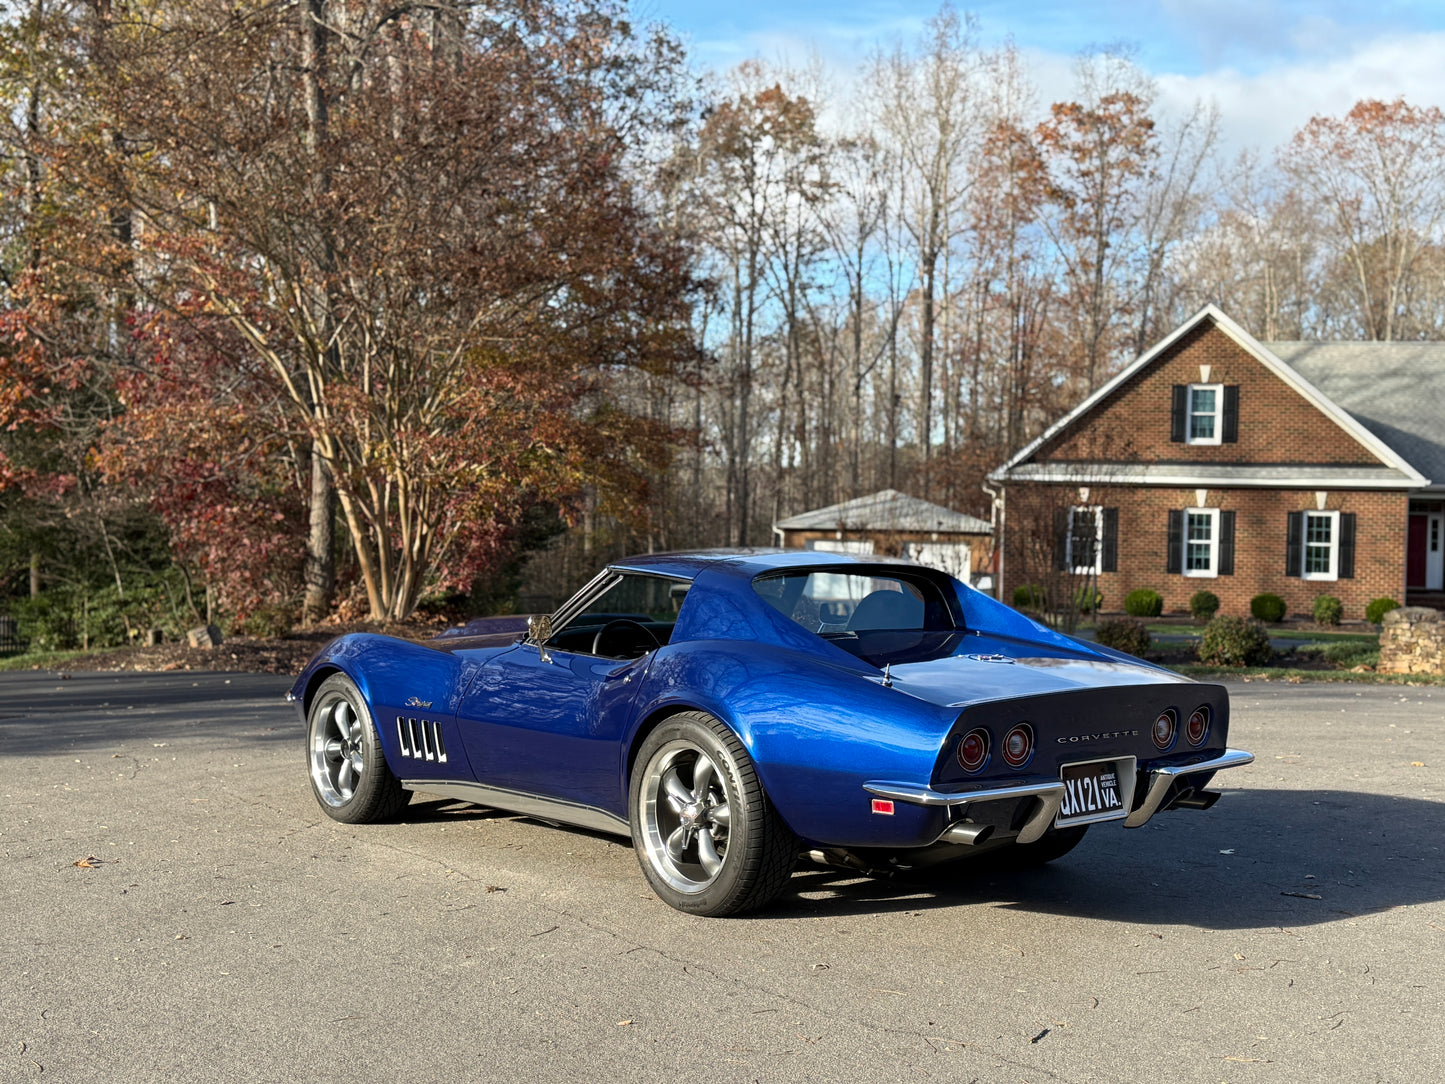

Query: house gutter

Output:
[981, 481, 1004, 602]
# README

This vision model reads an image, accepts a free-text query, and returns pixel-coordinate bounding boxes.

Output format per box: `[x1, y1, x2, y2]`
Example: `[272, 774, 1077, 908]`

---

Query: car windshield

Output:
[753, 568, 966, 666]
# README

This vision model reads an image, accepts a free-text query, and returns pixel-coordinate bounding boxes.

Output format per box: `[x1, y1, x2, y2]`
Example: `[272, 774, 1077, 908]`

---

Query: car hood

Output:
[883, 648, 1186, 709]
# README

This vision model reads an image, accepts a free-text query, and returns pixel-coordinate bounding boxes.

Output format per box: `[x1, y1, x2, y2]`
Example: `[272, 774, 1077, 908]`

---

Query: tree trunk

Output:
[300, 0, 338, 620]
[30, 551, 41, 599]
[302, 440, 335, 623]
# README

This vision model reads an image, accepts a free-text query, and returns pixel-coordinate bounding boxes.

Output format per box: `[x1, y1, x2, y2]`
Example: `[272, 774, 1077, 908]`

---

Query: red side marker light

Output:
[871, 798, 895, 815]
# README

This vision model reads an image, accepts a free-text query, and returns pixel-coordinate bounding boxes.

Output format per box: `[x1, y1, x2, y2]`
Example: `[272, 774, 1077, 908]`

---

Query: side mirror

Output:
[527, 614, 553, 645]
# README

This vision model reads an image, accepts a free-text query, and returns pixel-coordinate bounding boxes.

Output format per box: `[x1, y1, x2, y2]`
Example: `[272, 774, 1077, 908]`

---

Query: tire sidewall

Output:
[307, 673, 392, 824]
[630, 715, 756, 915]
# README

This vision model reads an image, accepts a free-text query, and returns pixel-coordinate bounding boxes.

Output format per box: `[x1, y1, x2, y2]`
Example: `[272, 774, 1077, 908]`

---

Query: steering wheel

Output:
[591, 618, 661, 659]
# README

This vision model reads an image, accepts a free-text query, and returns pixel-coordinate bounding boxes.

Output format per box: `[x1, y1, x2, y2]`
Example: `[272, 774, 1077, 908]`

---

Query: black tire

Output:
[989, 825, 1089, 870]
[630, 712, 797, 916]
[306, 673, 409, 824]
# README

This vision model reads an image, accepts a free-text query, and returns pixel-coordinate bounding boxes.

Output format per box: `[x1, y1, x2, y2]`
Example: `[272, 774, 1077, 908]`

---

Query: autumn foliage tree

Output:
[1281, 98, 1445, 341]
[10, 0, 694, 623]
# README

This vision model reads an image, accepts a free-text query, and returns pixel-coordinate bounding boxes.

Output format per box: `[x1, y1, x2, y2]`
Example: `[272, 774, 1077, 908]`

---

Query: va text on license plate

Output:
[1057, 759, 1127, 825]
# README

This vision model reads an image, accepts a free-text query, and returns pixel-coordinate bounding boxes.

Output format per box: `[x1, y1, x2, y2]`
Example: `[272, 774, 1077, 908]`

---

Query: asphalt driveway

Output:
[2, 671, 1443, 1082]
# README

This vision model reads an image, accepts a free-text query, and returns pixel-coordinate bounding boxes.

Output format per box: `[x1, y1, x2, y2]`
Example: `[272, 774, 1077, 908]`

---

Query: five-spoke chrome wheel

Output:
[310, 695, 368, 807]
[305, 674, 409, 824]
[639, 743, 733, 893]
[630, 712, 797, 916]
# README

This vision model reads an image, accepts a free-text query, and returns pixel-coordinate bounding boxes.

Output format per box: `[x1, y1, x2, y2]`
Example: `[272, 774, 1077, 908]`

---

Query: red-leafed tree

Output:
[1282, 97, 1445, 341]
[35, 0, 695, 622]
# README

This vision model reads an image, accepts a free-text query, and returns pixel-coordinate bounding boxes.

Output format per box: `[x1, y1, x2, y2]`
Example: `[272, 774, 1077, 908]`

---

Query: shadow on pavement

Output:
[754, 788, 1443, 929]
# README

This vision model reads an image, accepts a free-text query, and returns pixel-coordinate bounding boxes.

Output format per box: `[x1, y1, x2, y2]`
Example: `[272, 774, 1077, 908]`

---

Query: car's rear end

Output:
[861, 674, 1249, 853]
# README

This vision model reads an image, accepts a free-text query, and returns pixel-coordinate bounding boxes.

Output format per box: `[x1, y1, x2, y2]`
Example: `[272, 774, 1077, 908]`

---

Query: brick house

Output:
[987, 305, 1445, 620]
[773, 489, 994, 587]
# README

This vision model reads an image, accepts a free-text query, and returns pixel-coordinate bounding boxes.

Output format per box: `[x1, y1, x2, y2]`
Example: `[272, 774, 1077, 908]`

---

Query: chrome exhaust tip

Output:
[940, 822, 995, 846]
[1170, 789, 1221, 811]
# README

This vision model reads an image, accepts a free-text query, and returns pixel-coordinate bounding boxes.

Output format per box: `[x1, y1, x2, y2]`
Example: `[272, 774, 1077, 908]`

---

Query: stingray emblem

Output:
[966, 653, 1015, 664]
[404, 696, 433, 709]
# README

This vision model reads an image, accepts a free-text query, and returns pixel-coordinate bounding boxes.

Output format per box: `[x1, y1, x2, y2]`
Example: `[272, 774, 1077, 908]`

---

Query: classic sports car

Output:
[290, 550, 1252, 916]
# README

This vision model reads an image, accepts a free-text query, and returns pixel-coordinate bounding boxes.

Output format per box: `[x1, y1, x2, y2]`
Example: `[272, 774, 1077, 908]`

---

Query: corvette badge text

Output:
[1057, 729, 1139, 743]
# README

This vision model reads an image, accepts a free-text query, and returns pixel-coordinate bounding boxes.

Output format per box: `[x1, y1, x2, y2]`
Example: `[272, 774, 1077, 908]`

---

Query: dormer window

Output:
[1171, 383, 1239, 444]
[1187, 384, 1222, 444]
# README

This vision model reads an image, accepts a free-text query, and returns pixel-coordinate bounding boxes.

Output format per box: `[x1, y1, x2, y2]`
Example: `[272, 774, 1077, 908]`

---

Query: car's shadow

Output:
[757, 788, 1444, 929]
[406, 788, 1443, 930]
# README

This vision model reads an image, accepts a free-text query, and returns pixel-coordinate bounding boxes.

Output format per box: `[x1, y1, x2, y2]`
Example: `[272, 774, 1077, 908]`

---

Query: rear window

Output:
[753, 568, 964, 665]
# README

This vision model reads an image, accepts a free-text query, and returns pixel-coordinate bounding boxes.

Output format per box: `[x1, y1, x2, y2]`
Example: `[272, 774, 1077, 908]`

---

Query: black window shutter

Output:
[1166, 510, 1183, 573]
[1101, 508, 1119, 572]
[1054, 507, 1069, 571]
[1285, 511, 1304, 577]
[1170, 385, 1187, 442]
[1219, 510, 1236, 575]
[1222, 386, 1239, 443]
[1339, 512, 1356, 579]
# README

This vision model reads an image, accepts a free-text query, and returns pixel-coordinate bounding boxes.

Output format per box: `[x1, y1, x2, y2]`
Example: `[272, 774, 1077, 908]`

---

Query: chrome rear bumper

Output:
[864, 747, 1254, 844]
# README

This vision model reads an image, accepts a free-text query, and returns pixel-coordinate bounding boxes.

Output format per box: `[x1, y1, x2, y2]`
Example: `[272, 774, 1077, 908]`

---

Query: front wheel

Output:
[306, 673, 409, 824]
[630, 712, 797, 916]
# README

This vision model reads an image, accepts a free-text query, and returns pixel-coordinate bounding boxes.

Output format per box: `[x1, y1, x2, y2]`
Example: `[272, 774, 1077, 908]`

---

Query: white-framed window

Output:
[1183, 507, 1220, 577]
[1067, 505, 1103, 574]
[1303, 510, 1340, 580]
[1187, 384, 1223, 445]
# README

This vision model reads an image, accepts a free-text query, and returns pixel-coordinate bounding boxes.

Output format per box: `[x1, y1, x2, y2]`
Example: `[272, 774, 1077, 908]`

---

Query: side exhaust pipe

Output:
[1170, 789, 1221, 811]
[940, 822, 995, 846]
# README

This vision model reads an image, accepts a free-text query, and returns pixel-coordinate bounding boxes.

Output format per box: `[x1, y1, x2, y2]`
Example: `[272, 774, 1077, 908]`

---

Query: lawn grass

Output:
[1171, 663, 1445, 685]
[0, 647, 98, 672]
[1135, 624, 1378, 643]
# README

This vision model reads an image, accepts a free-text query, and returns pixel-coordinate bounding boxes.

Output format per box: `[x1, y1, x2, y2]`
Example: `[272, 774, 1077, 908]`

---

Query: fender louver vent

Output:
[396, 716, 447, 763]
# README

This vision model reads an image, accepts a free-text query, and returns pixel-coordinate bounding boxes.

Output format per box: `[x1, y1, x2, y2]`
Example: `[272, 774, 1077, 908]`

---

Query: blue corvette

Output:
[290, 550, 1252, 915]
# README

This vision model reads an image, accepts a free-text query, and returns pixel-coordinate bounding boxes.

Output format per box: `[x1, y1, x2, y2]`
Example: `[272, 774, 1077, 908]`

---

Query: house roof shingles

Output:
[1266, 341, 1445, 491]
[775, 489, 992, 534]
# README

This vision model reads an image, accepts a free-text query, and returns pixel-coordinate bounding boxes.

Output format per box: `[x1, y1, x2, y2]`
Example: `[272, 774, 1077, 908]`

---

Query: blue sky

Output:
[635, 1, 1445, 152]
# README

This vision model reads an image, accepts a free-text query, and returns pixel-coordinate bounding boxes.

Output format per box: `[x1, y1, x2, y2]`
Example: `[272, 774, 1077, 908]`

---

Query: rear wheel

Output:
[989, 825, 1089, 869]
[630, 712, 796, 916]
[306, 673, 409, 824]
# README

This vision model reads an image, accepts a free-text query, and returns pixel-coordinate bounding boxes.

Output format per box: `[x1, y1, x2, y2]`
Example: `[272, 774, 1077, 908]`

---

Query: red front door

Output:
[1407, 514, 1428, 587]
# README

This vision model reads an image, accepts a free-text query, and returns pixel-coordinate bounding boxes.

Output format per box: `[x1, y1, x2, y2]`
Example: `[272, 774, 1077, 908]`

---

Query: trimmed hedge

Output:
[1250, 593, 1287, 623]
[1312, 595, 1343, 627]
[1366, 597, 1401, 625]
[1094, 617, 1151, 657]
[1198, 615, 1272, 667]
[1124, 588, 1163, 617]
[1189, 590, 1220, 621]
[1073, 586, 1103, 614]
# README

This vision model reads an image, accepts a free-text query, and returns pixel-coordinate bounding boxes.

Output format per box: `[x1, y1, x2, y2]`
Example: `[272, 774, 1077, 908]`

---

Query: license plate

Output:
[1057, 758, 1131, 826]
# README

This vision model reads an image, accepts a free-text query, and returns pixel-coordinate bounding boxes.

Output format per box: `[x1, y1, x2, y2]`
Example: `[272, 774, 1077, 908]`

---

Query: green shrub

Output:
[1312, 595, 1343, 627]
[1012, 584, 1046, 609]
[1250, 593, 1287, 623]
[1094, 617, 1151, 657]
[1124, 588, 1163, 617]
[1366, 597, 1401, 625]
[1189, 590, 1220, 621]
[1198, 615, 1272, 667]
[1073, 586, 1103, 614]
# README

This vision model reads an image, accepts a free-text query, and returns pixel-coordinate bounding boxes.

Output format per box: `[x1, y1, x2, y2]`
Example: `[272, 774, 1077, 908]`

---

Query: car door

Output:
[454, 571, 687, 816]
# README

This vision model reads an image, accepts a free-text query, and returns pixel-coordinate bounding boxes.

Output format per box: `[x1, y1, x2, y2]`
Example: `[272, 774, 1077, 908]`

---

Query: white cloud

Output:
[1155, 31, 1445, 156]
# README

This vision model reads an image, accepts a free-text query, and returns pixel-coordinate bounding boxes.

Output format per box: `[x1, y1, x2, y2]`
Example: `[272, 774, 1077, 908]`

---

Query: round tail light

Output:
[956, 728, 990, 773]
[1186, 706, 1211, 746]
[1151, 709, 1178, 750]
[1002, 723, 1034, 768]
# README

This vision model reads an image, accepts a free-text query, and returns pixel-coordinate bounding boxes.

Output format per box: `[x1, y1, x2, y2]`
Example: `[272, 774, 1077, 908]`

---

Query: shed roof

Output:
[1266, 341, 1445, 492]
[774, 489, 992, 534]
